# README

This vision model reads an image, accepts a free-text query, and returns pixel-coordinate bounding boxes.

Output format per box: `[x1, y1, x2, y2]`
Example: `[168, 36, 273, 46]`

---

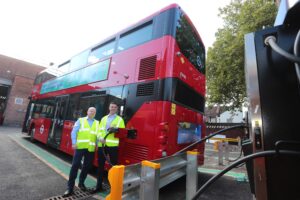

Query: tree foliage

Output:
[206, 0, 277, 110]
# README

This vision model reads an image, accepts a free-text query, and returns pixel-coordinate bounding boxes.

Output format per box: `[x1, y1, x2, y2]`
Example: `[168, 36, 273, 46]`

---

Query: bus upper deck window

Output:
[88, 40, 115, 64]
[117, 22, 153, 52]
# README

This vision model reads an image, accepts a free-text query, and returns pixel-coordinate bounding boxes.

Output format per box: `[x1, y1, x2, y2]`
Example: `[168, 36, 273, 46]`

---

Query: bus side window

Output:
[117, 21, 153, 52]
[66, 94, 80, 121]
[78, 95, 106, 121]
[88, 39, 115, 64]
[31, 99, 54, 118]
[90, 96, 106, 120]
[32, 104, 42, 118]
[108, 87, 126, 117]
[40, 105, 48, 117]
[48, 105, 54, 118]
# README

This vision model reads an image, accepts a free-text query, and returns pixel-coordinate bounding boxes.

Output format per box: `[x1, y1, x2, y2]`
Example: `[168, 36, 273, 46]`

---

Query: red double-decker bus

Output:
[22, 3, 206, 165]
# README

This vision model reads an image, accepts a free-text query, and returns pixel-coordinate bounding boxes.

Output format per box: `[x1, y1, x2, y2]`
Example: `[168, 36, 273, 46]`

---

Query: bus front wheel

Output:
[30, 127, 35, 142]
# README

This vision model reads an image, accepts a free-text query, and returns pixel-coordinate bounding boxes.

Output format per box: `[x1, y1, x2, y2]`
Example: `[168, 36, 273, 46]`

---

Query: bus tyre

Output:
[30, 127, 35, 142]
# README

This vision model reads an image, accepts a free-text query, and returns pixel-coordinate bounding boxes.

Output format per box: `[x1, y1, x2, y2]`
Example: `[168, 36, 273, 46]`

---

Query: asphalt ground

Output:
[0, 128, 67, 200]
[0, 126, 101, 200]
[0, 126, 252, 200]
[160, 143, 252, 200]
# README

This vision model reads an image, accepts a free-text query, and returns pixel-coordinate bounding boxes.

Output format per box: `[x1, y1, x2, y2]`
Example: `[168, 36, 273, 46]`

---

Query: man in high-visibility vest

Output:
[93, 102, 125, 193]
[63, 107, 98, 197]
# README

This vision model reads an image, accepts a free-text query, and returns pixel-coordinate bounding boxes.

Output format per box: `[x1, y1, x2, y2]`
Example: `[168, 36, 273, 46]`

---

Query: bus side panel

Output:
[172, 43, 206, 97]
[59, 120, 75, 156]
[32, 37, 166, 100]
[197, 112, 205, 165]
[118, 102, 157, 165]
[33, 118, 51, 144]
[155, 101, 171, 158]
[119, 101, 205, 165]
[158, 101, 205, 164]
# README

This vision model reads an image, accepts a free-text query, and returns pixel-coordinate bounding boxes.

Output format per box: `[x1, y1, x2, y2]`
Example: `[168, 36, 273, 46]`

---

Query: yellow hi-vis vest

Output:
[97, 115, 125, 147]
[77, 117, 99, 152]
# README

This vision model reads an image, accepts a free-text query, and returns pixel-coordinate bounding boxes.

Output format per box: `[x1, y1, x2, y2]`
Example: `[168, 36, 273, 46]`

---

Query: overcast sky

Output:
[0, 0, 230, 67]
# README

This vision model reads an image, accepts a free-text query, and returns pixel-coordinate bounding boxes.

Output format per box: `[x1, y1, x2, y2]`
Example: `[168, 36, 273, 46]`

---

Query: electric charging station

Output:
[244, 1, 300, 199]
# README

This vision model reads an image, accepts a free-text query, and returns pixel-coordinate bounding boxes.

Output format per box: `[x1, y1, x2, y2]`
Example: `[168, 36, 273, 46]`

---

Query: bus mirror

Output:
[120, 105, 124, 116]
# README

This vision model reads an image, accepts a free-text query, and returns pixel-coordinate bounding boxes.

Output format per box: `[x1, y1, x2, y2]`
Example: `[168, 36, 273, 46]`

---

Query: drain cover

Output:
[44, 187, 96, 200]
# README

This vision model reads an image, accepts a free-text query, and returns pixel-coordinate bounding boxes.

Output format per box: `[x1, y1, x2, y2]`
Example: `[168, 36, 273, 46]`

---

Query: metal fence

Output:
[106, 151, 199, 200]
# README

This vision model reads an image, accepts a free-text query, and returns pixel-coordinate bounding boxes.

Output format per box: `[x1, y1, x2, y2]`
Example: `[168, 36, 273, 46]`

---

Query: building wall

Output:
[206, 122, 246, 139]
[0, 54, 45, 126]
[0, 55, 44, 80]
[4, 75, 34, 126]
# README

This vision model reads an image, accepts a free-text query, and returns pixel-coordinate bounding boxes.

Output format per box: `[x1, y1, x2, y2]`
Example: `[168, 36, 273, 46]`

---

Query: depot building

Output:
[0, 54, 45, 126]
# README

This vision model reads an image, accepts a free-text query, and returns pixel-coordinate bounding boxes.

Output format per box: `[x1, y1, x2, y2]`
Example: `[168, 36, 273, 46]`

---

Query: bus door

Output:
[48, 95, 69, 148]
[22, 100, 33, 133]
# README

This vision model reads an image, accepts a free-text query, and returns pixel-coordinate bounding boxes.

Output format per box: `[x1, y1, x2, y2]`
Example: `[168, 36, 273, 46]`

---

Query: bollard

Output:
[214, 141, 219, 151]
[218, 141, 224, 165]
[105, 165, 125, 200]
[186, 151, 198, 200]
[140, 160, 160, 200]
[224, 142, 229, 162]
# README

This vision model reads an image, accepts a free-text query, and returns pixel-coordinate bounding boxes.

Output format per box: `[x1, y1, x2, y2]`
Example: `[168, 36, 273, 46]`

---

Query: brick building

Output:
[0, 54, 45, 126]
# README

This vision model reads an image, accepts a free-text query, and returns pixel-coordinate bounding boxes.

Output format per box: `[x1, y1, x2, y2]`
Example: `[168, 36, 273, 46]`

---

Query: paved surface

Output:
[0, 126, 100, 200]
[160, 142, 252, 200]
[0, 127, 67, 200]
[0, 126, 252, 200]
[203, 142, 247, 173]
[160, 173, 251, 200]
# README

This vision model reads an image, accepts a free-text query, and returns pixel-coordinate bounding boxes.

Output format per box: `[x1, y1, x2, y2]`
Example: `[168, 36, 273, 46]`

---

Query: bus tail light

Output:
[156, 146, 167, 157]
[159, 122, 169, 132]
[158, 134, 167, 144]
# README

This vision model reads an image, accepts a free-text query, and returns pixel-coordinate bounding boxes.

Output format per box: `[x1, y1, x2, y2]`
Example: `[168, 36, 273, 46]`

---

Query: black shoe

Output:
[78, 183, 87, 191]
[91, 187, 103, 194]
[62, 189, 73, 197]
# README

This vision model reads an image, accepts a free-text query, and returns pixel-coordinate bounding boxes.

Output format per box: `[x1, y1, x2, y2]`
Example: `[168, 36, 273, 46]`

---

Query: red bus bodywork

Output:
[23, 4, 206, 166]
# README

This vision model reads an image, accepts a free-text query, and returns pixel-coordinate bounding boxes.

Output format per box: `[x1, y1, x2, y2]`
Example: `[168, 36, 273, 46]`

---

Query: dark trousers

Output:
[96, 146, 118, 189]
[67, 149, 94, 191]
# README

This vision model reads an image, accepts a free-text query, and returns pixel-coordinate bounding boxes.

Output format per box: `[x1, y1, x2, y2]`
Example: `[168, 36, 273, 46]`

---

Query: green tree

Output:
[206, 0, 277, 110]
